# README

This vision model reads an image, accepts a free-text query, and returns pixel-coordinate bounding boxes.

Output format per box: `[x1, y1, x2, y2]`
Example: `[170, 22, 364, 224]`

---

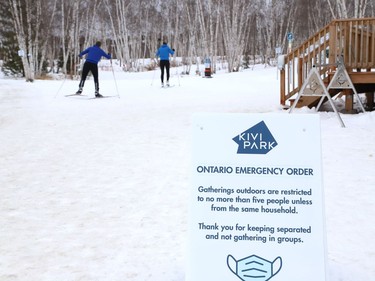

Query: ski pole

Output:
[55, 57, 83, 98]
[111, 59, 120, 98]
[151, 58, 157, 86]
[109, 43, 120, 98]
[151, 67, 156, 86]
[173, 50, 180, 86]
[176, 62, 180, 86]
[54, 73, 67, 98]
[152, 39, 162, 86]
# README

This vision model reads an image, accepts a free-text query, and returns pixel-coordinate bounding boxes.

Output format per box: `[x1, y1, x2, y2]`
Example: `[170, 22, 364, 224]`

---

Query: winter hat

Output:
[95, 41, 102, 47]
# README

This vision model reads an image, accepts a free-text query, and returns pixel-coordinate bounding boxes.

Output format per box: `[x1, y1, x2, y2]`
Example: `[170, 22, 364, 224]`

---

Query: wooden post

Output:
[329, 24, 336, 65]
[366, 67, 373, 110]
[344, 89, 354, 113]
[280, 69, 285, 105]
[298, 58, 303, 89]
[366, 92, 374, 110]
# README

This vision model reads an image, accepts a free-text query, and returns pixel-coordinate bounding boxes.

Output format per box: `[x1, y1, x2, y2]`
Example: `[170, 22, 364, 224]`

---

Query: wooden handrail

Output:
[280, 18, 375, 106]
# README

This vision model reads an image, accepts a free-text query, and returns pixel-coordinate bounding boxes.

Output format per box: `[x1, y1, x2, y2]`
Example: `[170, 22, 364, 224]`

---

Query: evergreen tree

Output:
[0, 1, 23, 76]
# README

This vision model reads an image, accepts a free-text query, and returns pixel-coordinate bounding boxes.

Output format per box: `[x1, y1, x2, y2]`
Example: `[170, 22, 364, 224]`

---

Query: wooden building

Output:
[280, 18, 375, 112]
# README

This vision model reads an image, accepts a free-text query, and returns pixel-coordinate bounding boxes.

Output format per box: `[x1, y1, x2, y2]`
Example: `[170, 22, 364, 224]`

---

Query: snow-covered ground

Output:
[0, 64, 374, 281]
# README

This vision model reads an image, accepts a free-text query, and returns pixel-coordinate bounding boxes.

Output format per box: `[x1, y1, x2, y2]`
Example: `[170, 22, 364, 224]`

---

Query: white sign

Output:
[187, 113, 327, 281]
[18, 49, 25, 57]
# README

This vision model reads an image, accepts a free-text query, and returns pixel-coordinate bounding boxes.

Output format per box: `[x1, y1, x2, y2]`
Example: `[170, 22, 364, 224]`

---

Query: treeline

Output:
[0, 0, 374, 81]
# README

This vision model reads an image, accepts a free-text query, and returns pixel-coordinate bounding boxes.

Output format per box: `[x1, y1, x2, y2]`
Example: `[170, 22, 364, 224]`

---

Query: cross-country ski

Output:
[65, 93, 117, 99]
[88, 95, 118, 99]
[161, 84, 175, 89]
[64, 93, 88, 97]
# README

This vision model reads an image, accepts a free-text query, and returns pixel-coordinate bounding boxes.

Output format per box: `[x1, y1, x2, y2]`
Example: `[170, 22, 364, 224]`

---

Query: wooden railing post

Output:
[344, 89, 354, 113]
[329, 24, 337, 65]
[280, 69, 285, 105]
[298, 58, 303, 89]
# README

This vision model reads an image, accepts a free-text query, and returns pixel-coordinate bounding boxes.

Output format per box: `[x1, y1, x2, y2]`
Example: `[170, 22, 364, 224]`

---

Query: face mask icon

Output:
[227, 254, 282, 281]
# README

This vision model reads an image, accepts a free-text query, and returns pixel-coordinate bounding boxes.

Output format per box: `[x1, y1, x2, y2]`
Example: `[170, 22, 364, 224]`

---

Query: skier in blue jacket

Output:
[76, 41, 111, 97]
[156, 42, 175, 87]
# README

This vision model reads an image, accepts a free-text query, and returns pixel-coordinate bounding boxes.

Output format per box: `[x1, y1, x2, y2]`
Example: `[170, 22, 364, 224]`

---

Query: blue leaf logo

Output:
[233, 121, 278, 154]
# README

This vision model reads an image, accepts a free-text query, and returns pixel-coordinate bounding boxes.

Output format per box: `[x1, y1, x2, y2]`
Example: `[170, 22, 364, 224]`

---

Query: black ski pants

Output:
[79, 61, 99, 91]
[159, 60, 170, 83]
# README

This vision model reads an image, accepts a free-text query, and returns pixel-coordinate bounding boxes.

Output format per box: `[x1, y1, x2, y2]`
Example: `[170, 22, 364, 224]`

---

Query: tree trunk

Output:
[8, 0, 35, 81]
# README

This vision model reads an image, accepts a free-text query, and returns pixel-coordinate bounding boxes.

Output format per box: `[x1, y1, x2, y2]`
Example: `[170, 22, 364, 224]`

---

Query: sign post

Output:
[187, 113, 327, 281]
[287, 32, 294, 53]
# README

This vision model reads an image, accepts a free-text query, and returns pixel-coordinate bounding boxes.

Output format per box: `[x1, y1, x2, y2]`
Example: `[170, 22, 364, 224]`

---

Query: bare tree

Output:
[11, 0, 372, 80]
[103, 0, 132, 70]
[8, 0, 37, 81]
[354, 0, 369, 18]
[326, 0, 370, 18]
[37, 0, 58, 75]
[220, 0, 252, 72]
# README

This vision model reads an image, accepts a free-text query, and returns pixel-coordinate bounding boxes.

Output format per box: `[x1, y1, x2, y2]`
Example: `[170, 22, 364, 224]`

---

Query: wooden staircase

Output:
[280, 18, 375, 112]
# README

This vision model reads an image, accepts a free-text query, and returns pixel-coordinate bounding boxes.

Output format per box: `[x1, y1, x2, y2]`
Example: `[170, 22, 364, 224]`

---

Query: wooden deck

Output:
[280, 18, 375, 112]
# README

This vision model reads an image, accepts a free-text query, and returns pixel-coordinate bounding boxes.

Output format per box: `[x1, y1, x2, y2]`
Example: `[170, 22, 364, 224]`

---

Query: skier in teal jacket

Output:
[156, 42, 175, 87]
